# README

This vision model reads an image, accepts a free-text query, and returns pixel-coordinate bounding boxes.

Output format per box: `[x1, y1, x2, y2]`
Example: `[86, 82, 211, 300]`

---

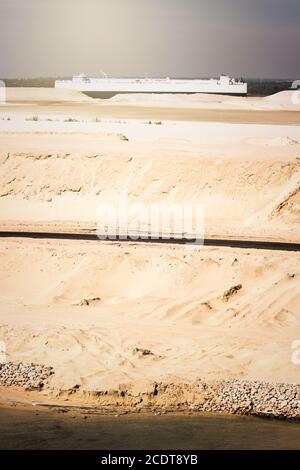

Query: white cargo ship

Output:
[55, 74, 247, 97]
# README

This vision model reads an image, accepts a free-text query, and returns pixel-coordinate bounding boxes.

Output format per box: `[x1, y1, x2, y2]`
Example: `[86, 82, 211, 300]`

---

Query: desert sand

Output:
[1, 237, 299, 389]
[0, 88, 299, 414]
[1, 88, 300, 124]
[4, 87, 94, 103]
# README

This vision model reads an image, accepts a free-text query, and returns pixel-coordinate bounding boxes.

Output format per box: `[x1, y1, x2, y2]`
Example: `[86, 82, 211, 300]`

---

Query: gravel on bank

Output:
[76, 379, 300, 420]
[152, 380, 300, 420]
[0, 362, 299, 420]
[0, 362, 54, 391]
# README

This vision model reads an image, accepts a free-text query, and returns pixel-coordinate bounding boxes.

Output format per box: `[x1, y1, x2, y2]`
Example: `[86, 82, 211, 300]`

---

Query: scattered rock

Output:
[202, 302, 213, 310]
[132, 348, 154, 357]
[1, 362, 299, 420]
[223, 284, 242, 302]
[76, 297, 101, 307]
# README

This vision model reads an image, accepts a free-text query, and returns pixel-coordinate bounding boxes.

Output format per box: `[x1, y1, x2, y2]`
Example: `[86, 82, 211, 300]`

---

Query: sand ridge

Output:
[0, 87, 299, 411]
[5, 87, 94, 103]
[0, 238, 299, 391]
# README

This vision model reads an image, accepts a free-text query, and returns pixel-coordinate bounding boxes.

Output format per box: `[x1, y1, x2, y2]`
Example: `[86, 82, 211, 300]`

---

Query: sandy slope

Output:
[0, 238, 299, 391]
[1, 88, 300, 124]
[105, 90, 300, 111]
[0, 88, 299, 402]
[5, 87, 94, 103]
[0, 130, 299, 240]
[265, 90, 300, 108]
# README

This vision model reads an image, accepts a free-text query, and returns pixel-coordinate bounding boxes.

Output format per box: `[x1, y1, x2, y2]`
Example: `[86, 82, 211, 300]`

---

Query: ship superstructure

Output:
[55, 74, 247, 97]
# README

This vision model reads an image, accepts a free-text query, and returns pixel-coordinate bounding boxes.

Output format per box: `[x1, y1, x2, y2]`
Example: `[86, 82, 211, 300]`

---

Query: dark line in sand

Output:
[0, 231, 299, 251]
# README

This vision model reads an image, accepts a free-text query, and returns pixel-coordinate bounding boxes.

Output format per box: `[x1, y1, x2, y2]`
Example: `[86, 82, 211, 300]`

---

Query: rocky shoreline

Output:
[0, 362, 54, 391]
[154, 380, 300, 420]
[0, 362, 299, 420]
[67, 380, 300, 420]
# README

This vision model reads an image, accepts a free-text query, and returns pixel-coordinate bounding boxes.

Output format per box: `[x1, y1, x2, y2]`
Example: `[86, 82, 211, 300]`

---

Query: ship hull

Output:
[55, 77, 248, 97]
[83, 91, 247, 99]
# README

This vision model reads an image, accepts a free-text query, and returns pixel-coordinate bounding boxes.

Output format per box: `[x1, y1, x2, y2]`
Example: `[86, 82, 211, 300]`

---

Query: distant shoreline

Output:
[1, 375, 300, 422]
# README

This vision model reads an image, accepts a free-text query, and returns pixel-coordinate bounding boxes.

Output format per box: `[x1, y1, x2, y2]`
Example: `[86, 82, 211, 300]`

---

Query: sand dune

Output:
[0, 132, 299, 238]
[5, 87, 94, 103]
[0, 88, 299, 406]
[0, 238, 299, 391]
[106, 92, 246, 109]
[106, 90, 300, 111]
[1, 88, 300, 127]
[265, 90, 300, 107]
[4, 87, 299, 110]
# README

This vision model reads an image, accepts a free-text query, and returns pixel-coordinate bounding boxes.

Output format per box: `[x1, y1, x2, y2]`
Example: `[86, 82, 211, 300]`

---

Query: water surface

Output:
[0, 409, 300, 450]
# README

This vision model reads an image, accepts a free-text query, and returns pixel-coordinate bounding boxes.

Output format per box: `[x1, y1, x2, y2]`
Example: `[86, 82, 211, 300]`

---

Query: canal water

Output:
[0, 408, 300, 450]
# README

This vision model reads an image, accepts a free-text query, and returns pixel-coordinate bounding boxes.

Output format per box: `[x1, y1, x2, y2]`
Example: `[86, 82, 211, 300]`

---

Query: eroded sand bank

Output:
[0, 88, 299, 417]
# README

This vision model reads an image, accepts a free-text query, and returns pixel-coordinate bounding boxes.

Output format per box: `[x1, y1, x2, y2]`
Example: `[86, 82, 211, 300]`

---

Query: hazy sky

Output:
[0, 0, 299, 79]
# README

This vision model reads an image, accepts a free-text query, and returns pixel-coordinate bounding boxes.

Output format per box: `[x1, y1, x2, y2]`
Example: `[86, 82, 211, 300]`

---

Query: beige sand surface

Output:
[265, 90, 300, 108]
[5, 87, 94, 103]
[0, 87, 299, 406]
[106, 90, 300, 111]
[0, 130, 299, 241]
[5, 87, 300, 111]
[1, 88, 300, 124]
[0, 238, 299, 392]
[1, 104, 300, 125]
